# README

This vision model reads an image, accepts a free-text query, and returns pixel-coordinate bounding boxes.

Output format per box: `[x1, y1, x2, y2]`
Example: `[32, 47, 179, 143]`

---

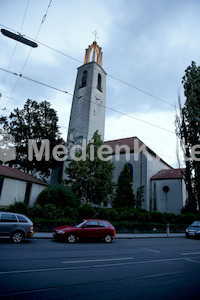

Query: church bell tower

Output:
[66, 40, 106, 148]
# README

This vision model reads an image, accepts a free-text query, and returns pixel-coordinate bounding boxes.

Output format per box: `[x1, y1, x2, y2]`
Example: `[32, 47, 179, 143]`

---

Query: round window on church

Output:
[163, 186, 169, 193]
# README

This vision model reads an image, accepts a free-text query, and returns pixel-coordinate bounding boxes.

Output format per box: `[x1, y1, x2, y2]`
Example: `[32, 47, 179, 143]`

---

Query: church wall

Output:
[67, 64, 92, 144]
[151, 179, 185, 214]
[182, 179, 187, 208]
[67, 62, 106, 147]
[110, 152, 148, 209]
[146, 155, 171, 211]
[88, 63, 106, 142]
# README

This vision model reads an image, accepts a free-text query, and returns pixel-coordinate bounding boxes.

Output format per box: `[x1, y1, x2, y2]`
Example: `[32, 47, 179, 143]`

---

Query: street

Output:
[0, 237, 200, 299]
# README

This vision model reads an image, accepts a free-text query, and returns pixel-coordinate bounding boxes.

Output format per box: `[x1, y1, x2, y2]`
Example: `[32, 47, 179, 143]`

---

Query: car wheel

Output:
[12, 231, 24, 243]
[104, 234, 113, 243]
[67, 233, 77, 243]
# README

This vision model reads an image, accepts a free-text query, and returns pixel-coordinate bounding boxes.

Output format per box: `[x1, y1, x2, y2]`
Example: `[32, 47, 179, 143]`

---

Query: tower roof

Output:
[84, 41, 103, 67]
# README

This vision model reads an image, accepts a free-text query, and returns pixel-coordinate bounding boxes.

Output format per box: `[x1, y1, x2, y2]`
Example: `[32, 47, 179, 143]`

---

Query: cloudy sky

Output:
[0, 0, 200, 168]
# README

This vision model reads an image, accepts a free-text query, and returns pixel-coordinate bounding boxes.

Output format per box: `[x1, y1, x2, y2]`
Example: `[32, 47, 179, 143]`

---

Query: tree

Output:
[36, 184, 80, 208]
[175, 61, 200, 212]
[0, 99, 62, 179]
[135, 186, 145, 209]
[65, 130, 115, 205]
[113, 164, 135, 208]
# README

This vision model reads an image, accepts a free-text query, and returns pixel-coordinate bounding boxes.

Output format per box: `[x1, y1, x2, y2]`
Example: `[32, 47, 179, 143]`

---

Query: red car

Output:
[53, 219, 116, 243]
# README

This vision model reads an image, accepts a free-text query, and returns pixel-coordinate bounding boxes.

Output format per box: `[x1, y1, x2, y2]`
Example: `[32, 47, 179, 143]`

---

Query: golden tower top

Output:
[84, 41, 103, 67]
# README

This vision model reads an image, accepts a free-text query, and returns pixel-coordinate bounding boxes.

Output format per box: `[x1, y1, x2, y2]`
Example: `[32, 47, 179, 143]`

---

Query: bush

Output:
[6, 201, 29, 215]
[77, 203, 96, 220]
[36, 184, 80, 209]
[178, 213, 199, 225]
[150, 211, 166, 223]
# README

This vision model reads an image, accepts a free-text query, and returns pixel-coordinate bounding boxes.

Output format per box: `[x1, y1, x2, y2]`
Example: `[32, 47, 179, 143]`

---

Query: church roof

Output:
[151, 168, 185, 180]
[104, 136, 172, 168]
[0, 165, 48, 186]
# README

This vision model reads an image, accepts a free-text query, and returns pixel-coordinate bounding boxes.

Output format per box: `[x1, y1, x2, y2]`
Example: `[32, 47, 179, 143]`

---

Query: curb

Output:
[32, 233, 185, 240]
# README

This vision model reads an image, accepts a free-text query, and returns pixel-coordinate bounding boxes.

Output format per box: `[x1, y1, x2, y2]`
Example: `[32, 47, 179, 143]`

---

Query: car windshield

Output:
[191, 221, 200, 227]
[76, 221, 87, 228]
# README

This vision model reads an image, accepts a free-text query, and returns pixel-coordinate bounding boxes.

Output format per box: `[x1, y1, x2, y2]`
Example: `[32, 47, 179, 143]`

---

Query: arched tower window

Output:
[97, 73, 102, 91]
[82, 71, 87, 87]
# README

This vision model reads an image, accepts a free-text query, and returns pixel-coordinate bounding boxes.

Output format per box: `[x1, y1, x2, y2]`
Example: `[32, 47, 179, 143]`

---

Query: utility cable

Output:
[0, 0, 30, 97]
[0, 67, 174, 134]
[34, 38, 175, 108]
[3, 0, 53, 110]
[0, 23, 174, 109]
[0, 67, 68, 94]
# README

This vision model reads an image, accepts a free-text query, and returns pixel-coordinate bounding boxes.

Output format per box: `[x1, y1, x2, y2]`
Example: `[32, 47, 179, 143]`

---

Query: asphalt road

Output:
[0, 237, 200, 299]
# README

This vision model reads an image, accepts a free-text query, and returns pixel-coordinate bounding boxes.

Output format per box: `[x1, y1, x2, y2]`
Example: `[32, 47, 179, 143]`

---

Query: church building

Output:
[60, 40, 186, 214]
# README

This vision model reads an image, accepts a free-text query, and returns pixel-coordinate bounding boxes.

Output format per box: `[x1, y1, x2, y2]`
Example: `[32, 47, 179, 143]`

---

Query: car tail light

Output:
[30, 225, 34, 233]
[113, 230, 116, 238]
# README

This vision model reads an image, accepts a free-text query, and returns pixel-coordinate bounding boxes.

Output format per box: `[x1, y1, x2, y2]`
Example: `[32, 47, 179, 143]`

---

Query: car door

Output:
[80, 220, 99, 238]
[98, 221, 110, 238]
[0, 213, 18, 236]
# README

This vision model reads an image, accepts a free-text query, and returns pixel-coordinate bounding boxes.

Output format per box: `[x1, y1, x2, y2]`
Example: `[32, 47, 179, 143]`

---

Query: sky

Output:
[0, 0, 200, 168]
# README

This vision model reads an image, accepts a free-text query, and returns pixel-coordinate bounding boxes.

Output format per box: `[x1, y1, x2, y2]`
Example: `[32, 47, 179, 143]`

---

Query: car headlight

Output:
[57, 230, 65, 234]
[185, 229, 189, 232]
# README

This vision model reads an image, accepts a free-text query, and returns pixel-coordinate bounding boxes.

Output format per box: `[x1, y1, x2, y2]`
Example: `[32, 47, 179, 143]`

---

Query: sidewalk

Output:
[33, 232, 185, 239]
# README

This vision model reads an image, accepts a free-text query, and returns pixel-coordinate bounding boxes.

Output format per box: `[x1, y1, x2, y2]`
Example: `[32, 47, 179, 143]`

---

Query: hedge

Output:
[5, 202, 200, 233]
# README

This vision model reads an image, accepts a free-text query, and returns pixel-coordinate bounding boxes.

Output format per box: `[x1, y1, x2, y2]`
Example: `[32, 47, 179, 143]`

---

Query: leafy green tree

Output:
[135, 186, 145, 209]
[36, 184, 80, 208]
[175, 61, 200, 212]
[113, 164, 135, 208]
[0, 99, 62, 179]
[65, 130, 115, 205]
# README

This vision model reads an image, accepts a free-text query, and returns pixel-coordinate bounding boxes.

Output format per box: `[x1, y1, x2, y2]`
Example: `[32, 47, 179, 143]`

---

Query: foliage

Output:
[65, 130, 115, 205]
[77, 203, 96, 220]
[0, 99, 62, 179]
[113, 164, 135, 208]
[135, 186, 145, 209]
[5, 200, 29, 215]
[36, 184, 80, 209]
[5, 199, 200, 232]
[175, 61, 200, 212]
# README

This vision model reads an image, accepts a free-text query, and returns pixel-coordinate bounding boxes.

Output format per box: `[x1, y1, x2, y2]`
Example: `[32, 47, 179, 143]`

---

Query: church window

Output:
[97, 73, 102, 91]
[82, 71, 87, 87]
[126, 163, 133, 178]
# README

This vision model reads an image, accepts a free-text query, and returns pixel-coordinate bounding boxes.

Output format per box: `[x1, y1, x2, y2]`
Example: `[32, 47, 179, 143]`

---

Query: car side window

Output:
[0, 214, 18, 222]
[85, 221, 98, 228]
[17, 215, 28, 223]
[99, 221, 109, 228]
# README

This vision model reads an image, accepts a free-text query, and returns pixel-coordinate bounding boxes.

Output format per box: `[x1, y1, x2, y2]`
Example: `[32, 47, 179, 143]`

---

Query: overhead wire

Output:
[32, 38, 175, 108]
[0, 17, 176, 140]
[0, 66, 174, 135]
[0, 67, 68, 94]
[0, 23, 174, 109]
[3, 0, 53, 110]
[0, 0, 30, 98]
